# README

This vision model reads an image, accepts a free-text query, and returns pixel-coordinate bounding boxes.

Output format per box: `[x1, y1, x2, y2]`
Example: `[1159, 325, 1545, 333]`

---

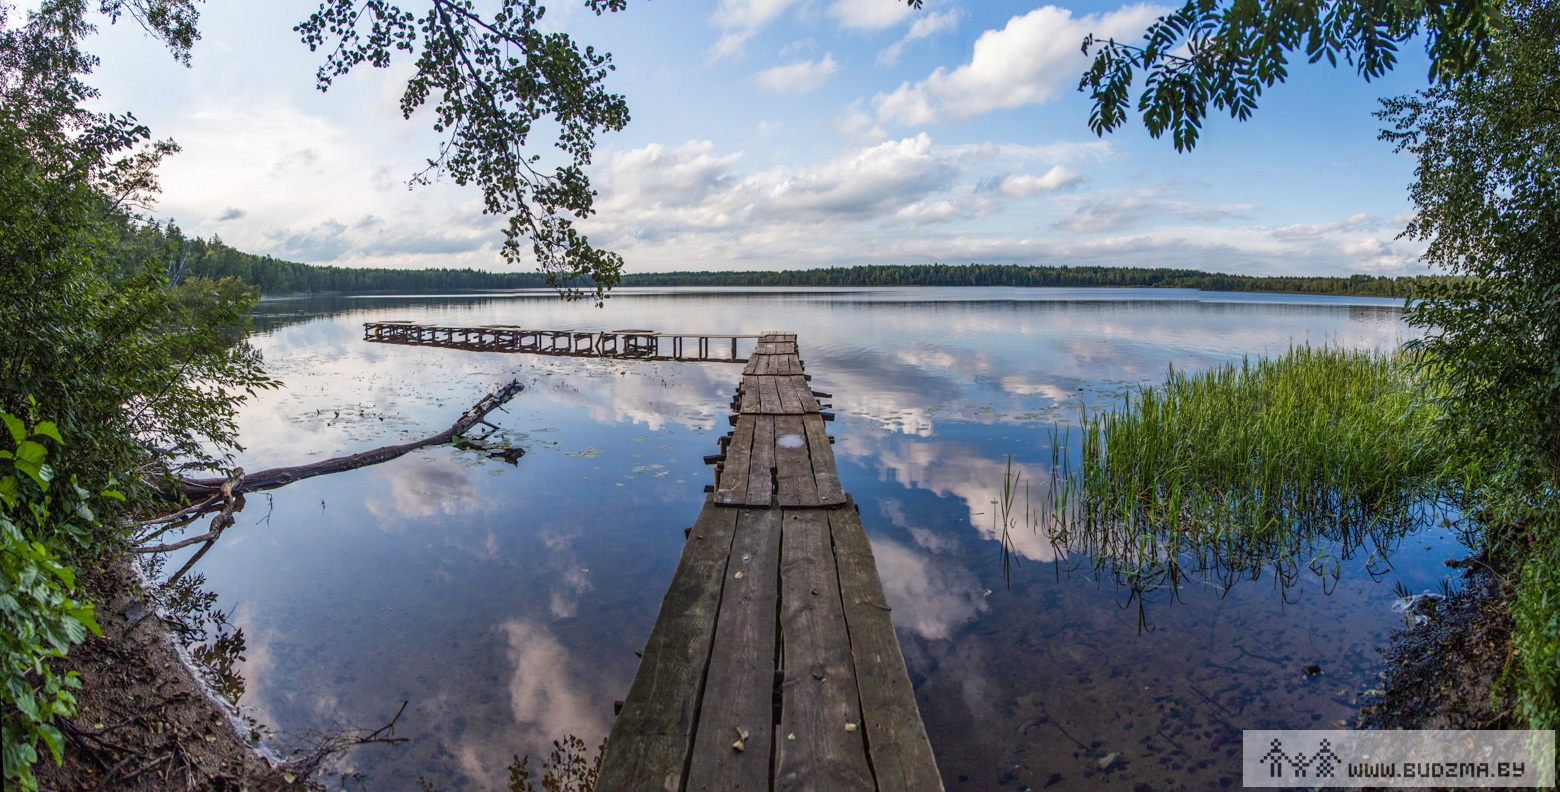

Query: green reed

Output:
[1036, 346, 1447, 604]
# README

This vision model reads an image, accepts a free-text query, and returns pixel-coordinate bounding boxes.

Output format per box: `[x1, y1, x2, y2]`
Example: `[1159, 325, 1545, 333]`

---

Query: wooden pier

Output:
[597, 333, 943, 792]
[363, 321, 758, 362]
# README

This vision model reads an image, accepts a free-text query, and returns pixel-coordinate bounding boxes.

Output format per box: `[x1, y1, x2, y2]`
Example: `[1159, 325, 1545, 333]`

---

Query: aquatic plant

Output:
[1035, 346, 1448, 609]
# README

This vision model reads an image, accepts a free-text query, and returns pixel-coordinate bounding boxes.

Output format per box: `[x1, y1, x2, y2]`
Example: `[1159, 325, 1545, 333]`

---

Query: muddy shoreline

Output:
[35, 559, 299, 792]
[1358, 561, 1516, 730]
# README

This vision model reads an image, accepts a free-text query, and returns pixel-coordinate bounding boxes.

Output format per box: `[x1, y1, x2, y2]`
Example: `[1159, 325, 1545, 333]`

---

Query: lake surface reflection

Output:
[174, 287, 1461, 790]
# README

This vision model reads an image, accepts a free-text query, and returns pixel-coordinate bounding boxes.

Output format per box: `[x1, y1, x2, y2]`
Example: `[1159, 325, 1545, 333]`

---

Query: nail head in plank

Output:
[828, 503, 944, 791]
[597, 500, 740, 792]
[776, 509, 874, 792]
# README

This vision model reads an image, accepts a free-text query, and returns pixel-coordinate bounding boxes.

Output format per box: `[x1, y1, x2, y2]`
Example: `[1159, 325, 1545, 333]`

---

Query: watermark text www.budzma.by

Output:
[1242, 730, 1555, 788]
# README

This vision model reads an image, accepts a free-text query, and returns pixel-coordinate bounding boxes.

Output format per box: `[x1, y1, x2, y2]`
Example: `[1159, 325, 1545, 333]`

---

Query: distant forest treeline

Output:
[620, 264, 1431, 296]
[168, 234, 1429, 298]
[172, 236, 550, 292]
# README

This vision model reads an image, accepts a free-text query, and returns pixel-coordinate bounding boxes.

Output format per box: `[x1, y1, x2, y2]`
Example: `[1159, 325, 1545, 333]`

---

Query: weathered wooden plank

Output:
[829, 502, 944, 791]
[802, 414, 847, 506]
[684, 508, 783, 792]
[715, 416, 756, 506]
[756, 341, 797, 355]
[740, 377, 762, 414]
[745, 415, 776, 508]
[798, 382, 820, 413]
[597, 501, 741, 792]
[774, 376, 803, 414]
[739, 375, 820, 416]
[776, 510, 874, 792]
[759, 376, 783, 415]
[775, 415, 821, 508]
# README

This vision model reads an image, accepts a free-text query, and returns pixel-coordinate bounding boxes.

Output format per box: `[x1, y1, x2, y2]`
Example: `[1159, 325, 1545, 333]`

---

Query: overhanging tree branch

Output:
[294, 0, 631, 304]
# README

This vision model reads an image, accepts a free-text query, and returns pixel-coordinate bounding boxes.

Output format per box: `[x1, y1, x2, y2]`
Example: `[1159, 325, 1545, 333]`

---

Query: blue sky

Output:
[81, 0, 1438, 275]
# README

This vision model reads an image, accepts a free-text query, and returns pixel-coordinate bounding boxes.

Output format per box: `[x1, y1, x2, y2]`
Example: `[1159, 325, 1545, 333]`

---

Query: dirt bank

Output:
[34, 559, 300, 792]
[1358, 561, 1516, 730]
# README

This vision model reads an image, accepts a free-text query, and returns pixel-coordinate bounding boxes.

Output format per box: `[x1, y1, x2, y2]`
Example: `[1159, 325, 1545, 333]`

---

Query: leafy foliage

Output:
[1380, 0, 1560, 727]
[0, 126, 275, 482]
[920, 0, 1510, 150]
[1, 411, 110, 792]
[295, 0, 633, 303]
[1, 2, 277, 484]
[1, 2, 277, 782]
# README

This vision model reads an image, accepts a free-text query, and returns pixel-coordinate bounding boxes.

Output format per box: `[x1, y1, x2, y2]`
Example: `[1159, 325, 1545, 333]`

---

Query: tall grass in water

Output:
[1038, 346, 1447, 609]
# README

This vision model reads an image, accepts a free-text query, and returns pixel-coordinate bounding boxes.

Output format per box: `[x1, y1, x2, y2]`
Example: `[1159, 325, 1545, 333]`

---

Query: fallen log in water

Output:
[171, 379, 524, 500]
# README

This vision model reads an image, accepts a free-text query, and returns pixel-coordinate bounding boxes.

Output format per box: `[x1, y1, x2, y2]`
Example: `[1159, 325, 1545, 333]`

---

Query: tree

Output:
[295, 0, 635, 303]
[919, 0, 1506, 151]
[1380, 0, 1560, 727]
[1, 4, 274, 785]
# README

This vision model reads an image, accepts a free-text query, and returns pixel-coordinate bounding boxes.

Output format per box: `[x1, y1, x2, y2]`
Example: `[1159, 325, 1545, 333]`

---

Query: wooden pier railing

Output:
[597, 333, 943, 792]
[363, 321, 758, 362]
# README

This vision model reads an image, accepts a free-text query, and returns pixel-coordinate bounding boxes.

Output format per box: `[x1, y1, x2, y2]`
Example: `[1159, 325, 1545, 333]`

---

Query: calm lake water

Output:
[170, 287, 1462, 791]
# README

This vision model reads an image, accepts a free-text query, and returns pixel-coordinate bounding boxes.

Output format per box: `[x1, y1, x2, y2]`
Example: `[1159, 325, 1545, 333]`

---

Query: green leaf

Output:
[0, 412, 24, 445]
[14, 440, 46, 466]
[37, 723, 64, 764]
[13, 442, 50, 490]
[30, 421, 61, 443]
[67, 604, 102, 637]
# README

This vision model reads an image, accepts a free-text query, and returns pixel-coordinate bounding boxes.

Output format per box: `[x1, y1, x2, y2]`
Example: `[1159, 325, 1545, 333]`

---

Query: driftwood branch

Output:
[135, 472, 243, 555]
[134, 381, 525, 578]
[172, 379, 524, 499]
[139, 492, 222, 526]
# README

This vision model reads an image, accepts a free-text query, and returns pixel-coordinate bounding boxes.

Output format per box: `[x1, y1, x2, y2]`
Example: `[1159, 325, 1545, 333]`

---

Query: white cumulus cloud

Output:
[752, 53, 840, 94]
[877, 8, 961, 66]
[999, 165, 1080, 196]
[593, 133, 962, 232]
[875, 4, 1167, 124]
[708, 0, 806, 59]
[830, 0, 916, 29]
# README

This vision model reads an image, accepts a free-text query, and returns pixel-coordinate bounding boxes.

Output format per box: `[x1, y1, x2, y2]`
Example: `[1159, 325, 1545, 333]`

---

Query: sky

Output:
[77, 0, 1440, 276]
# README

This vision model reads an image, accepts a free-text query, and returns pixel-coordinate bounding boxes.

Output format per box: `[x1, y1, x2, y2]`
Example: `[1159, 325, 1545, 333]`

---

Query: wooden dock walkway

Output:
[597, 333, 943, 792]
[363, 321, 757, 363]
